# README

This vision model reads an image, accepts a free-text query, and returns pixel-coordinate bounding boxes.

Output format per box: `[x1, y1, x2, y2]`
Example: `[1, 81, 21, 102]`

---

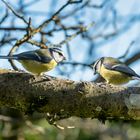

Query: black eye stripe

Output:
[53, 50, 63, 54]
[51, 47, 62, 52]
[58, 52, 63, 56]
[54, 51, 63, 56]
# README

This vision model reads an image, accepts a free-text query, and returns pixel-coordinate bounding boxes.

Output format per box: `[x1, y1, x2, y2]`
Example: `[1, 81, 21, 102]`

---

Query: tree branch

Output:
[0, 69, 140, 121]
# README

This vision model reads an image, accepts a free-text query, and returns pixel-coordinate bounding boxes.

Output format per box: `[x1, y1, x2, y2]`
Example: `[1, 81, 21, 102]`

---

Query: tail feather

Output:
[0, 55, 18, 60]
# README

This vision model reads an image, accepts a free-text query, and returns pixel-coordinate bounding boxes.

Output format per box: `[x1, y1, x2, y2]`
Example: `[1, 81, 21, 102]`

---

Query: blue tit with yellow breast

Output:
[0, 47, 66, 75]
[91, 57, 140, 85]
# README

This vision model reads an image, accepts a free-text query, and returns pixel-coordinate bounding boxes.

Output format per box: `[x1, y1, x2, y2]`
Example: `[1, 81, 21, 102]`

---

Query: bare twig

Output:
[0, 9, 8, 25]
[61, 61, 91, 68]
[1, 0, 29, 25]
[118, 41, 135, 59]
[59, 21, 95, 46]
[37, 0, 82, 31]
[125, 52, 140, 65]
[27, 40, 48, 49]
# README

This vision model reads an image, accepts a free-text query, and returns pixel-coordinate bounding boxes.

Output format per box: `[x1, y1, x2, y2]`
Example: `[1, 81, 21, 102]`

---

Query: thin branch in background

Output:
[27, 40, 47, 49]
[0, 9, 8, 25]
[125, 52, 140, 65]
[87, 0, 108, 9]
[0, 32, 16, 46]
[7, 0, 77, 50]
[0, 37, 16, 46]
[118, 41, 135, 59]
[61, 0, 89, 19]
[111, 7, 117, 30]
[54, 18, 72, 60]
[69, 0, 83, 4]
[37, 0, 82, 31]
[58, 21, 95, 46]
[27, 17, 32, 36]
[0, 27, 26, 31]
[23, 0, 41, 8]
[61, 61, 91, 68]
[1, 0, 29, 25]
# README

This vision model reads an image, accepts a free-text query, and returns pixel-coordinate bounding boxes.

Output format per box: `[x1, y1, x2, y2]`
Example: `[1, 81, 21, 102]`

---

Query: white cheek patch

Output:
[52, 51, 63, 62]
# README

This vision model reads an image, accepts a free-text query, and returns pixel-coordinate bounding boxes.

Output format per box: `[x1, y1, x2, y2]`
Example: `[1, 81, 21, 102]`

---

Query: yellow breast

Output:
[99, 65, 131, 85]
[19, 59, 57, 75]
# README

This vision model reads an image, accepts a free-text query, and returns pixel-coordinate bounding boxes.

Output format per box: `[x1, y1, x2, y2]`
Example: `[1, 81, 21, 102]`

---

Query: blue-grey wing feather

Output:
[103, 63, 138, 77]
[103, 63, 113, 70]
[14, 51, 52, 63]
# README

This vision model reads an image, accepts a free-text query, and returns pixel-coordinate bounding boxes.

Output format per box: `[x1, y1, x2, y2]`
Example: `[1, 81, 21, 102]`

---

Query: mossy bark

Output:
[0, 69, 140, 120]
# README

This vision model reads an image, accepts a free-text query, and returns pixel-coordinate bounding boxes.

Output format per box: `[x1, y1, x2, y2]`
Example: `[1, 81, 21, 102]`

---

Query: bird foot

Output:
[41, 74, 56, 81]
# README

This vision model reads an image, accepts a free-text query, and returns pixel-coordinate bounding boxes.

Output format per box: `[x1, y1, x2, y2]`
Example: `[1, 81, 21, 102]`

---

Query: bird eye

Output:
[58, 52, 63, 56]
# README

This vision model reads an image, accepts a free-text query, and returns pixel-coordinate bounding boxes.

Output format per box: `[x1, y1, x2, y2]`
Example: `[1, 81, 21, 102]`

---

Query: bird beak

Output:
[90, 65, 96, 75]
[63, 56, 66, 60]
[93, 69, 97, 75]
[93, 71, 96, 75]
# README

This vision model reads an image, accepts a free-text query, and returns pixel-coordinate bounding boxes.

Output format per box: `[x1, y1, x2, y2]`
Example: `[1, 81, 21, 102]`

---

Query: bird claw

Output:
[41, 74, 52, 81]
[18, 69, 25, 73]
[41, 74, 56, 81]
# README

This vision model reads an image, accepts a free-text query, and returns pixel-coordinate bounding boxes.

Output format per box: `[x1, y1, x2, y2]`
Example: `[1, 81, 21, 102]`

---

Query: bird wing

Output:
[103, 63, 138, 77]
[15, 50, 52, 63]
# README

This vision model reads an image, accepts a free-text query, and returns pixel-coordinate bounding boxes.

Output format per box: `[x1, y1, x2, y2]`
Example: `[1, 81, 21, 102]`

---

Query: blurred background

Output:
[1, 0, 140, 139]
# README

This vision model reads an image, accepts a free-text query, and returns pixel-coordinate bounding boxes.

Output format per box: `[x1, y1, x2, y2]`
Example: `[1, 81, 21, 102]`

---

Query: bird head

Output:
[91, 57, 104, 74]
[49, 47, 66, 63]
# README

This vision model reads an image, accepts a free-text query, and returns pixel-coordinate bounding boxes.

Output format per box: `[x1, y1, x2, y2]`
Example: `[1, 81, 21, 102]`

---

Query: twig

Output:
[61, 0, 89, 19]
[61, 61, 91, 68]
[27, 17, 32, 36]
[88, 0, 108, 9]
[37, 0, 82, 31]
[59, 21, 95, 46]
[1, 0, 29, 25]
[0, 9, 8, 24]
[125, 52, 140, 65]
[27, 40, 48, 49]
[118, 41, 135, 59]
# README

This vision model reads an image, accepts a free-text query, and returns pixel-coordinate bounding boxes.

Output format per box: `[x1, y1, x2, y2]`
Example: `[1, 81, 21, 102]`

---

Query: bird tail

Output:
[0, 55, 18, 60]
[132, 74, 140, 80]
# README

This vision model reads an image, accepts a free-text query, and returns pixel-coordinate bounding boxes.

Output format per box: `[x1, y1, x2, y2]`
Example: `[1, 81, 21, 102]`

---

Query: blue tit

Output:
[0, 47, 66, 75]
[91, 57, 140, 85]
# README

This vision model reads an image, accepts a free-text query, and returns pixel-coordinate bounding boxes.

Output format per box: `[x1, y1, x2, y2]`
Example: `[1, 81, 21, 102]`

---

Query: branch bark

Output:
[0, 69, 140, 121]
